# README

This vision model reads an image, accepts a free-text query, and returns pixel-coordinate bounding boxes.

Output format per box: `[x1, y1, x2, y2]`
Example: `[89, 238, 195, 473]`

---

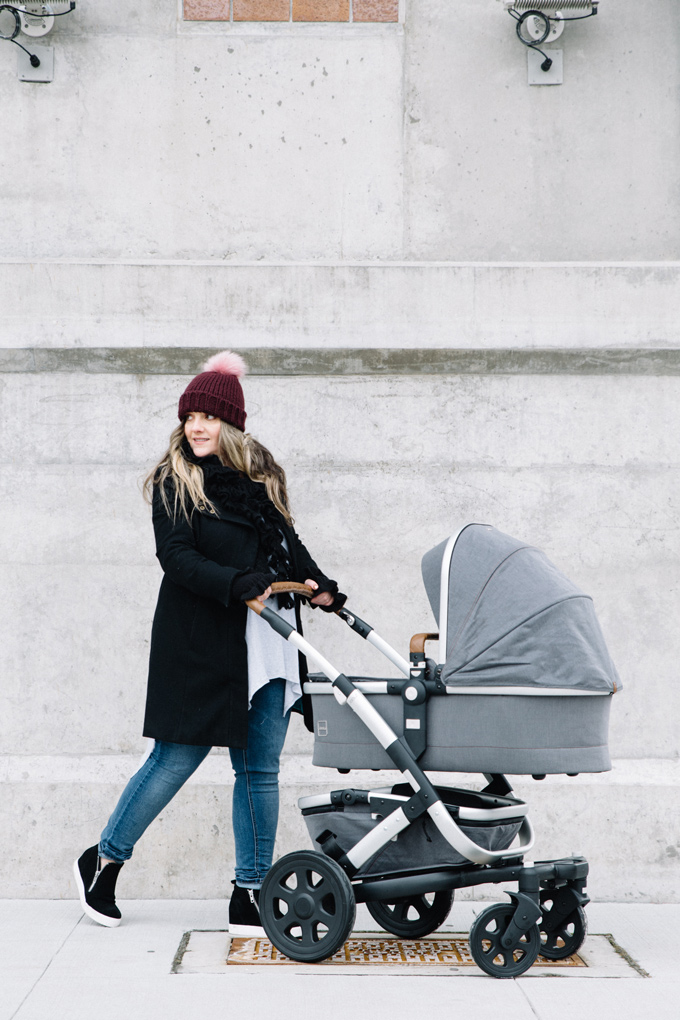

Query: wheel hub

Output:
[293, 894, 315, 919]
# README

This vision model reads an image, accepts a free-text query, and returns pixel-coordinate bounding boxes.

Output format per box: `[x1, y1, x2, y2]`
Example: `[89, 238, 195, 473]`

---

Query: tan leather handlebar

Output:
[271, 581, 314, 597]
[409, 632, 439, 655]
[246, 581, 314, 615]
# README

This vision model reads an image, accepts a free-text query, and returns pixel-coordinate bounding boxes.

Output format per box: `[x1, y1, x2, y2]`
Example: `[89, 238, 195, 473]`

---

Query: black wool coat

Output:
[142, 482, 325, 748]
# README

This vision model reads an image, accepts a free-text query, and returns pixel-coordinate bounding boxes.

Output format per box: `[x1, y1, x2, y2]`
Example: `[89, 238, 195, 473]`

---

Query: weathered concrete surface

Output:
[2, 372, 678, 758]
[403, 0, 680, 261]
[2, 0, 679, 904]
[3, 902, 678, 1020]
[2, 752, 679, 902]
[2, 262, 680, 350]
[1, 25, 404, 262]
[3, 3, 679, 262]
[1, 369, 679, 902]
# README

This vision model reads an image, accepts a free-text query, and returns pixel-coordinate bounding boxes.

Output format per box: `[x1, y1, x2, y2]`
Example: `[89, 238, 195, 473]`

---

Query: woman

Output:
[73, 352, 345, 935]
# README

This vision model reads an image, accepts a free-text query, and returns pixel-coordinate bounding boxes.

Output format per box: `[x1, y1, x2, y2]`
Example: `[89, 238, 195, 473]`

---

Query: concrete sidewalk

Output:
[2, 900, 678, 1020]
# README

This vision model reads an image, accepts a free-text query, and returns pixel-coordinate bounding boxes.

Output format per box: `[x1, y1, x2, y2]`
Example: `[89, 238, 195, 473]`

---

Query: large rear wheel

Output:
[366, 890, 454, 938]
[259, 851, 356, 963]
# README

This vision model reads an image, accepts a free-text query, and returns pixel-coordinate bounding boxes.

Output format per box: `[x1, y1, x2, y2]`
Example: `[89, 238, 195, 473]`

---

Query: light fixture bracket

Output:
[0, 1, 74, 80]
[499, 2, 599, 81]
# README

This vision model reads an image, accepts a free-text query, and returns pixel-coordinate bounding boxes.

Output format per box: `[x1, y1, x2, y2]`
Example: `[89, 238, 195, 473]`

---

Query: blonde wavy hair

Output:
[144, 420, 293, 524]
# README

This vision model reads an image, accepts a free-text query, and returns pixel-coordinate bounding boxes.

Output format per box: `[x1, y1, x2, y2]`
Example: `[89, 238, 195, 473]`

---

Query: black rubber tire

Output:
[366, 890, 454, 938]
[469, 903, 540, 978]
[259, 851, 356, 963]
[538, 894, 587, 960]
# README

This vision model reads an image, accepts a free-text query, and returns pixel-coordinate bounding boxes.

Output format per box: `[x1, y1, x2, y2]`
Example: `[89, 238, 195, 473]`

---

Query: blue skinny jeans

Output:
[98, 679, 291, 888]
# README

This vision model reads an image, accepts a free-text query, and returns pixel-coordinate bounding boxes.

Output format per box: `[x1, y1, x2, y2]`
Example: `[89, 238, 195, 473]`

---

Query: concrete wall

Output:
[1, 0, 679, 902]
[4, 2, 680, 261]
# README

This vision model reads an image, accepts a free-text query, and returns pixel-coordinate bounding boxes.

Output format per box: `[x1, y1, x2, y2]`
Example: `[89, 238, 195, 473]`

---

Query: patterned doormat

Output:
[227, 935, 585, 967]
[173, 930, 644, 976]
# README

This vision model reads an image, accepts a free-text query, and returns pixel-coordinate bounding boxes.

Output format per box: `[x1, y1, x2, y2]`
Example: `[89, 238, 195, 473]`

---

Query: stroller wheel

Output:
[469, 903, 540, 978]
[366, 890, 454, 938]
[259, 851, 356, 963]
[538, 894, 587, 959]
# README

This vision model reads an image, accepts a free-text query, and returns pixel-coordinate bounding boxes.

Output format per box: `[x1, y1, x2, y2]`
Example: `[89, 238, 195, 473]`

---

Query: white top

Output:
[246, 600, 301, 715]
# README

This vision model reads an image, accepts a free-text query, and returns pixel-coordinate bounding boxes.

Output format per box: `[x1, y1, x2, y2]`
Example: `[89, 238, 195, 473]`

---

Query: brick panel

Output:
[292, 0, 350, 21]
[353, 0, 398, 22]
[184, 0, 400, 21]
[183, 0, 231, 20]
[233, 0, 291, 19]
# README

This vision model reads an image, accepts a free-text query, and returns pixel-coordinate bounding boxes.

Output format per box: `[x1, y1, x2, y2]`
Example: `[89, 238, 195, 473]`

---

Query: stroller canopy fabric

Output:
[421, 525, 620, 693]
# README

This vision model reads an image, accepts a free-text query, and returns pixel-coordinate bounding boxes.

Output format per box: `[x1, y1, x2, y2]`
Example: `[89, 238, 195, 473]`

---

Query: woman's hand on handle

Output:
[231, 572, 275, 603]
[305, 578, 335, 608]
[240, 576, 343, 611]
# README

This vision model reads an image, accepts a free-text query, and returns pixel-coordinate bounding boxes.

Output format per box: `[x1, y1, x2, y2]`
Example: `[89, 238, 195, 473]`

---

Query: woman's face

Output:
[184, 412, 221, 457]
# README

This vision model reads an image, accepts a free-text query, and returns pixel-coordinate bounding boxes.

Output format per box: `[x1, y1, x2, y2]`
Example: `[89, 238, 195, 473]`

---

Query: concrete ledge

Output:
[3, 756, 678, 902]
[3, 347, 680, 375]
[2, 262, 680, 349]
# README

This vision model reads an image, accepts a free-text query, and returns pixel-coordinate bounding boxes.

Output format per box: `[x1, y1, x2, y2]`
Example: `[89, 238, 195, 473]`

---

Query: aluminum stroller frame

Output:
[246, 580, 591, 978]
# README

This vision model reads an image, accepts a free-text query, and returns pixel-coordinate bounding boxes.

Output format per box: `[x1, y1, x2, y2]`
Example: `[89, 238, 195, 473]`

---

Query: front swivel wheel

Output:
[469, 903, 540, 978]
[259, 851, 356, 963]
[538, 891, 587, 959]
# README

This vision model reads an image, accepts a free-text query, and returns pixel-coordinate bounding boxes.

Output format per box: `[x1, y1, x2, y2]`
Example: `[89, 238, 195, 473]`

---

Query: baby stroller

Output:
[246, 524, 620, 977]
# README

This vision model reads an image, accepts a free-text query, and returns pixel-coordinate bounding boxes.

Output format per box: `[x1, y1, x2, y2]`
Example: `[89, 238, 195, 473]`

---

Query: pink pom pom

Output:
[202, 351, 247, 378]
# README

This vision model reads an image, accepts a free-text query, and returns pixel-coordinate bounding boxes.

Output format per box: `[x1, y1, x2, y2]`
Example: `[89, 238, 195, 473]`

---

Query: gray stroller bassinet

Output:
[245, 525, 620, 976]
[307, 523, 620, 776]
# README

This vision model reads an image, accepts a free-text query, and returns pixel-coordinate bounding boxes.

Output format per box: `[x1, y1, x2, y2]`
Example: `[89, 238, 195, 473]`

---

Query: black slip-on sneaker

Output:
[228, 882, 265, 937]
[73, 845, 124, 928]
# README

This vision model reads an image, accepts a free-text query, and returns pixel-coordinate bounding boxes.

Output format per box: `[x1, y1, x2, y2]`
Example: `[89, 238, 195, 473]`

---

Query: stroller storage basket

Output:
[301, 786, 527, 875]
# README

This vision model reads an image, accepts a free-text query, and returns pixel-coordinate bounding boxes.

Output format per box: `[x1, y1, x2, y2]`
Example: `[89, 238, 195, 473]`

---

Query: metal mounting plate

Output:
[527, 48, 563, 85]
[17, 43, 53, 81]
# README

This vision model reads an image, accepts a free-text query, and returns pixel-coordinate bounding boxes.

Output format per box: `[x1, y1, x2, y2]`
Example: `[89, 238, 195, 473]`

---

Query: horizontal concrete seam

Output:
[3, 348, 680, 375]
[2, 756, 678, 784]
[177, 23, 403, 35]
[2, 259, 680, 268]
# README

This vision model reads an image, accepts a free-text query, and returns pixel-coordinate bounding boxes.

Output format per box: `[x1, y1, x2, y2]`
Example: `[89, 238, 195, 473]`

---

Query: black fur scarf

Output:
[184, 443, 295, 607]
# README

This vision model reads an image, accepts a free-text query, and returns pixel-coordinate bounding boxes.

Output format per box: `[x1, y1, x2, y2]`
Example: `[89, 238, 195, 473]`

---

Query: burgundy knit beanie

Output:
[178, 351, 247, 431]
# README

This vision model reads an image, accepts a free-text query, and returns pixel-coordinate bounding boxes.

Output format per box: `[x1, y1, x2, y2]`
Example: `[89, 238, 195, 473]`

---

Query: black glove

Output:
[232, 572, 275, 602]
[316, 589, 347, 613]
[307, 574, 347, 613]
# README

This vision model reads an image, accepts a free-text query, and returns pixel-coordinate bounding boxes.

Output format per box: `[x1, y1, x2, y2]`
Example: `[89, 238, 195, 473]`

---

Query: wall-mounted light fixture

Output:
[0, 2, 75, 82]
[499, 1, 599, 85]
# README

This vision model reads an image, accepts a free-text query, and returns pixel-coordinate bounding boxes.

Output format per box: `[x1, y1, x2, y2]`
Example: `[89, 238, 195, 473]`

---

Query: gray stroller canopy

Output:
[421, 525, 620, 693]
